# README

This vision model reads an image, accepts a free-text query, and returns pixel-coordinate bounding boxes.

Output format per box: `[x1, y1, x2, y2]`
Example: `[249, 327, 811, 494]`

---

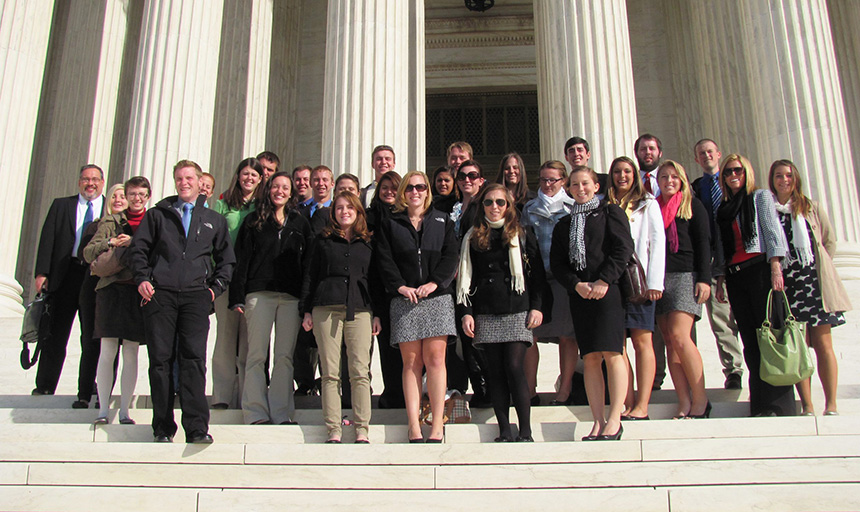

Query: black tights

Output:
[483, 342, 531, 438]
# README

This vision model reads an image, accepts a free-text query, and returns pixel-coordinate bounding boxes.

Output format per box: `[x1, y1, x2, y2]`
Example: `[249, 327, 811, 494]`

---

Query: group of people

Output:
[30, 134, 847, 444]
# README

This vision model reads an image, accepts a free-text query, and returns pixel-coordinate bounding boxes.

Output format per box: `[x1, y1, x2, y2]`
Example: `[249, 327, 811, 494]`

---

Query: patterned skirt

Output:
[783, 260, 846, 327]
[656, 272, 702, 319]
[390, 294, 457, 345]
[473, 311, 534, 345]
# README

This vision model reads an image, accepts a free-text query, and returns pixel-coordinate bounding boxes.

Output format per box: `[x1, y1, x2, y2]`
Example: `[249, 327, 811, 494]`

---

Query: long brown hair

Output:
[469, 183, 523, 251]
[494, 153, 530, 205]
[223, 157, 265, 209]
[370, 171, 402, 209]
[251, 171, 297, 230]
[323, 191, 372, 242]
[768, 159, 811, 217]
[607, 156, 648, 211]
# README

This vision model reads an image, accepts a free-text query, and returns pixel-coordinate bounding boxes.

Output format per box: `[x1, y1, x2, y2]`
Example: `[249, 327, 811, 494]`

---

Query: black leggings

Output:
[482, 341, 531, 437]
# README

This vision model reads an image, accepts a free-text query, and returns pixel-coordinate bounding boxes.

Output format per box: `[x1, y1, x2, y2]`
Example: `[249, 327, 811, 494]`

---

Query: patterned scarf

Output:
[568, 197, 600, 270]
[774, 198, 813, 266]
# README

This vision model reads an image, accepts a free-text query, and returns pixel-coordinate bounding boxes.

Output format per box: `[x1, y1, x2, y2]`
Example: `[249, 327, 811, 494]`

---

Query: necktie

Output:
[710, 174, 722, 217]
[644, 173, 653, 195]
[82, 201, 94, 230]
[182, 203, 193, 235]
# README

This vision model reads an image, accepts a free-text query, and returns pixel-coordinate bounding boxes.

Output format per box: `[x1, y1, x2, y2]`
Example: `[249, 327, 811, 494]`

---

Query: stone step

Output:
[2, 414, 857, 444]
[2, 435, 858, 466]
[4, 455, 859, 490]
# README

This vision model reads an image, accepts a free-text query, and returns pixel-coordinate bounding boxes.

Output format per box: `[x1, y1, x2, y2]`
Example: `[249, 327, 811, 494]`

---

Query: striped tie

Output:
[644, 173, 652, 195]
[710, 174, 722, 216]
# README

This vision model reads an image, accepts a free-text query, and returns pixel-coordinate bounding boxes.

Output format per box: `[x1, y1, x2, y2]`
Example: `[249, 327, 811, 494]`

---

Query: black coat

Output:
[128, 194, 235, 297]
[301, 234, 374, 320]
[35, 195, 105, 292]
[457, 227, 548, 317]
[373, 208, 459, 299]
[549, 202, 634, 291]
[229, 209, 312, 308]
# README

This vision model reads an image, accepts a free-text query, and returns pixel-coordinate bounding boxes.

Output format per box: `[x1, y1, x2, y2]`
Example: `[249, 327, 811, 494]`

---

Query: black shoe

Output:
[687, 401, 712, 419]
[294, 384, 318, 396]
[426, 438, 443, 443]
[621, 414, 649, 421]
[154, 434, 173, 443]
[187, 432, 214, 444]
[210, 403, 229, 410]
[325, 438, 342, 444]
[515, 435, 534, 442]
[31, 388, 53, 396]
[409, 438, 425, 444]
[724, 373, 743, 390]
[279, 420, 298, 425]
[596, 425, 623, 441]
[581, 435, 599, 441]
[494, 435, 514, 443]
[71, 400, 89, 409]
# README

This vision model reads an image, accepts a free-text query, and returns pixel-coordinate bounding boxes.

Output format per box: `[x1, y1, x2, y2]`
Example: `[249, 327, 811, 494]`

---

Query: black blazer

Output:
[457, 227, 548, 317]
[373, 208, 459, 299]
[549, 202, 634, 292]
[301, 234, 375, 320]
[35, 195, 105, 292]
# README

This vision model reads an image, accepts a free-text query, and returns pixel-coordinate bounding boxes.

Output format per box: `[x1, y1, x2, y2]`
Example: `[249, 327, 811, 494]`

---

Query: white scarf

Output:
[774, 199, 814, 266]
[456, 218, 526, 306]
[537, 189, 567, 213]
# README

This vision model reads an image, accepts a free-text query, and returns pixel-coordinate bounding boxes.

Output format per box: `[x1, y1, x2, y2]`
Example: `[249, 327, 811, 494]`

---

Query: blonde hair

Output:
[394, 171, 433, 213]
[106, 184, 126, 215]
[719, 154, 757, 198]
[657, 160, 693, 220]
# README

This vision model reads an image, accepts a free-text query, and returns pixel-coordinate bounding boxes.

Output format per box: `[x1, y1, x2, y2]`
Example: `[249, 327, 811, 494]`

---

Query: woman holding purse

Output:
[769, 160, 849, 416]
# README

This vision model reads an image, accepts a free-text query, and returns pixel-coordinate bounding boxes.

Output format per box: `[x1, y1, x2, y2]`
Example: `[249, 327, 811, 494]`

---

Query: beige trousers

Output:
[313, 306, 373, 438]
[212, 291, 248, 408]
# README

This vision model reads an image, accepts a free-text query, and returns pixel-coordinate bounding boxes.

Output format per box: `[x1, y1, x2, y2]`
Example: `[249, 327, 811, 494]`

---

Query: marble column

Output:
[0, 0, 56, 315]
[533, 0, 639, 174]
[124, 0, 224, 201]
[89, 0, 133, 175]
[743, 0, 860, 275]
[321, 0, 423, 184]
[826, 0, 860, 189]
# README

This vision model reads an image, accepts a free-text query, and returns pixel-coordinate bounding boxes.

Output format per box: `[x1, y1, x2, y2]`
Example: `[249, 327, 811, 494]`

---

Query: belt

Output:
[726, 254, 767, 276]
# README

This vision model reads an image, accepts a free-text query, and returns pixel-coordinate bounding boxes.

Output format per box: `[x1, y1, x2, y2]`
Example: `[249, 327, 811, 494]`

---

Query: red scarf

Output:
[657, 192, 682, 253]
[126, 208, 145, 234]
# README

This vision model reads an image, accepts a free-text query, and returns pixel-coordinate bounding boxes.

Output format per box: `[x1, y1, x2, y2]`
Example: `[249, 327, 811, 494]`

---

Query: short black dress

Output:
[777, 212, 845, 328]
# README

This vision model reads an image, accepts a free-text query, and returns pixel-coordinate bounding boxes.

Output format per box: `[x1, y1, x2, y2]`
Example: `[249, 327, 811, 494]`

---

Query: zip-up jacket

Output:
[129, 194, 235, 297]
[229, 208, 312, 309]
[300, 233, 375, 320]
[373, 208, 459, 299]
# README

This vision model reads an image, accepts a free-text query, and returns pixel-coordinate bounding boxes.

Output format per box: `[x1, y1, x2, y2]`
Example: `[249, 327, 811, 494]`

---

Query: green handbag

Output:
[756, 290, 814, 386]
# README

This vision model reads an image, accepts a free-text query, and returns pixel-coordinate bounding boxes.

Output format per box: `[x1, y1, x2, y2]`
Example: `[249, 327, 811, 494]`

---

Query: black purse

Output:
[20, 293, 51, 369]
[619, 252, 648, 305]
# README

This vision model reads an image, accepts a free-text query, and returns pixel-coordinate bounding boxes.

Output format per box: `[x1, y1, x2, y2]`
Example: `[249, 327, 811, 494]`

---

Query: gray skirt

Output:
[390, 294, 457, 345]
[655, 272, 702, 319]
[473, 311, 534, 345]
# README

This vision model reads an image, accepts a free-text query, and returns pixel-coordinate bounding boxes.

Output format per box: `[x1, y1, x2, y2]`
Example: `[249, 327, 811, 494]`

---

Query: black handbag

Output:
[20, 293, 51, 369]
[619, 252, 648, 305]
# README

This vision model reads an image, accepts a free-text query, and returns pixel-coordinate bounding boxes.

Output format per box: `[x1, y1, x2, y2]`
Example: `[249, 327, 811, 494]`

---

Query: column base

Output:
[0, 274, 25, 317]
[833, 242, 860, 280]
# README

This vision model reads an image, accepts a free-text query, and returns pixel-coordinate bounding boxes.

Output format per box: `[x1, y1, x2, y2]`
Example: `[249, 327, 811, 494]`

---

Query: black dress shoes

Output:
[71, 400, 89, 409]
[153, 434, 173, 443]
[596, 425, 623, 441]
[31, 388, 54, 396]
[187, 432, 214, 444]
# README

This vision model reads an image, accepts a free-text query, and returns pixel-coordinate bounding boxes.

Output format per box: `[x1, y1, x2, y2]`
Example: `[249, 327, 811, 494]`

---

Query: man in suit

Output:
[635, 133, 662, 197]
[360, 145, 396, 208]
[32, 164, 106, 396]
[129, 160, 235, 443]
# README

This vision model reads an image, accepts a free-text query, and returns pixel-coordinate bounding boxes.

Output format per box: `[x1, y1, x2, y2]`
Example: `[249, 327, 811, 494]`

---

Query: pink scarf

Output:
[658, 192, 682, 253]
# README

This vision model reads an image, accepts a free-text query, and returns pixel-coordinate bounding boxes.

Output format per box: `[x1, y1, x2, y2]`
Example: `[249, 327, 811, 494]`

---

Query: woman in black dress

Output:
[457, 183, 546, 442]
[550, 167, 634, 441]
[769, 159, 849, 416]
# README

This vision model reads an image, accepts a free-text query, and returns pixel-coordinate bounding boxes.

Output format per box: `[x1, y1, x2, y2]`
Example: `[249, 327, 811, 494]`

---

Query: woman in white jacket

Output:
[607, 157, 665, 420]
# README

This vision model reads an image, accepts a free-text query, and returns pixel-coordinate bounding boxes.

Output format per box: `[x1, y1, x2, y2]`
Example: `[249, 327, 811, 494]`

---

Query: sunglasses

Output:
[405, 183, 428, 193]
[723, 167, 745, 176]
[482, 198, 507, 208]
[457, 171, 481, 181]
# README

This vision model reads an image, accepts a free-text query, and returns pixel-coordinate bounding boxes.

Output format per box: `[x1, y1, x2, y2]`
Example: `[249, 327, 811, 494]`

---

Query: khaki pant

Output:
[242, 291, 300, 424]
[212, 291, 248, 408]
[313, 306, 373, 438]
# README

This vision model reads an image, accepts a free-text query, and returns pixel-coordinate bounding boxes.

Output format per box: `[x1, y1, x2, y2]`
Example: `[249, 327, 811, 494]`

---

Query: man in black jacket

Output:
[129, 160, 235, 443]
[32, 164, 105, 396]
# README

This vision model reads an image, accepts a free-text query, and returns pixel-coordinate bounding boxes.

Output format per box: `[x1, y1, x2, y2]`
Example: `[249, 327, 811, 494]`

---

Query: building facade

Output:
[2, 0, 859, 316]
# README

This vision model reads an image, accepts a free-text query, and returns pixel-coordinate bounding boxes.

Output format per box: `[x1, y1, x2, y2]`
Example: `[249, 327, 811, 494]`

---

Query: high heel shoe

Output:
[596, 425, 623, 441]
[687, 401, 712, 419]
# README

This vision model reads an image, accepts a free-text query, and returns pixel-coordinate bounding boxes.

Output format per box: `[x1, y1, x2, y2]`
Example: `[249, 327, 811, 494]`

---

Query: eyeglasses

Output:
[405, 183, 428, 193]
[539, 177, 563, 185]
[723, 167, 744, 177]
[126, 192, 149, 199]
[79, 177, 103, 183]
[457, 172, 481, 181]
[482, 198, 507, 208]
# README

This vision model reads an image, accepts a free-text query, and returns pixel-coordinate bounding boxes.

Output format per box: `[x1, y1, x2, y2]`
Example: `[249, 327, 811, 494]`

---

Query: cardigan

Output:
[549, 202, 634, 292]
[664, 197, 711, 284]
[716, 189, 789, 276]
[456, 227, 547, 317]
[625, 196, 666, 291]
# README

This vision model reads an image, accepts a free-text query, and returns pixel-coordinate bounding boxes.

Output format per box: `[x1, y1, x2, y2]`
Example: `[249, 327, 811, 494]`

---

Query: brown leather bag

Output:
[619, 252, 648, 305]
[90, 246, 126, 278]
